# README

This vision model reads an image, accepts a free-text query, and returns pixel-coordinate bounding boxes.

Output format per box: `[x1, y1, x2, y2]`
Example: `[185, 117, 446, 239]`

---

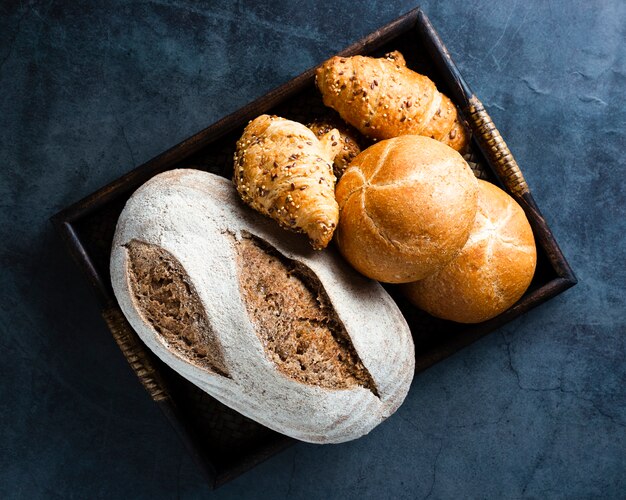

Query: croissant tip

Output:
[306, 218, 338, 250]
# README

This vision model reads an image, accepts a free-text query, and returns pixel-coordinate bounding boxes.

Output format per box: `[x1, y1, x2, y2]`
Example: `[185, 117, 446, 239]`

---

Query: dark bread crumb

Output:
[126, 240, 229, 377]
[235, 234, 377, 394]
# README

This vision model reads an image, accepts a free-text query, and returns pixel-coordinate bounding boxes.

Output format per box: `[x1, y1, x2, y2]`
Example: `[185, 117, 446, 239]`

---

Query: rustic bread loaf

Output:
[402, 180, 537, 323]
[335, 135, 479, 283]
[110, 169, 415, 443]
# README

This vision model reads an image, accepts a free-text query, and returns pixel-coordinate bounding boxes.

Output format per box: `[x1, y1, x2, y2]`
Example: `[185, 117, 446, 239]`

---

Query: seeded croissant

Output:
[308, 118, 362, 179]
[315, 51, 468, 151]
[233, 115, 339, 250]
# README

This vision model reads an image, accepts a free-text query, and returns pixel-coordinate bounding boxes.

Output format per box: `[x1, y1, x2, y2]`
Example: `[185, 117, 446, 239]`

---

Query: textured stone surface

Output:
[1, 0, 624, 498]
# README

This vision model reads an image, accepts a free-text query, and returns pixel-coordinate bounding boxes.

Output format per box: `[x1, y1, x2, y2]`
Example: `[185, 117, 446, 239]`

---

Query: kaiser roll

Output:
[402, 179, 537, 323]
[335, 135, 479, 283]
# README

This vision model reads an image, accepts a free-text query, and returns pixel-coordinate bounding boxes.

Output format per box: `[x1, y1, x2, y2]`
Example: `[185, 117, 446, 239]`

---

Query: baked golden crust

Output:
[335, 135, 478, 283]
[402, 180, 537, 323]
[233, 115, 339, 249]
[308, 118, 362, 179]
[315, 51, 468, 151]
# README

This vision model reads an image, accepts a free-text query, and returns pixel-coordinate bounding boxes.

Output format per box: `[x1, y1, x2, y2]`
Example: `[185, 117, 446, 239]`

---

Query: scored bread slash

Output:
[110, 169, 414, 444]
[235, 235, 379, 397]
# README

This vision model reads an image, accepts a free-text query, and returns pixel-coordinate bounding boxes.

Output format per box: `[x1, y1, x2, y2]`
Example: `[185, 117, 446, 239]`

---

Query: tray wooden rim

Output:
[51, 6, 577, 489]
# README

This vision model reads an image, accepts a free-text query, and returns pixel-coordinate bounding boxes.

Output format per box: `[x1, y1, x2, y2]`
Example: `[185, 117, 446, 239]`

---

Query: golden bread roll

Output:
[402, 180, 537, 323]
[315, 51, 468, 151]
[233, 115, 339, 250]
[335, 135, 478, 283]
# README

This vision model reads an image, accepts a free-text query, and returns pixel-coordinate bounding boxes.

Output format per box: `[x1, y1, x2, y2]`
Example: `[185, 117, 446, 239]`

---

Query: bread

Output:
[308, 118, 362, 179]
[233, 115, 340, 250]
[315, 51, 468, 151]
[402, 180, 537, 323]
[110, 169, 415, 444]
[335, 135, 479, 283]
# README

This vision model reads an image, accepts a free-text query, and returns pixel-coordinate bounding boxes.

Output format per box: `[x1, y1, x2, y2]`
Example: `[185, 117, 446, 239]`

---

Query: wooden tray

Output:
[51, 8, 576, 489]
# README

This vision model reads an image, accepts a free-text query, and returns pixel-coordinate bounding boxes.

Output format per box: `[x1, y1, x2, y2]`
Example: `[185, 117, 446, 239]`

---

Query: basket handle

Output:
[466, 95, 529, 197]
[102, 307, 170, 402]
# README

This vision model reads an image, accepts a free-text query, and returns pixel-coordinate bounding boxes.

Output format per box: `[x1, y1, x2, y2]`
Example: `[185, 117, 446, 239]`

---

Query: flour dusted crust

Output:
[110, 169, 414, 444]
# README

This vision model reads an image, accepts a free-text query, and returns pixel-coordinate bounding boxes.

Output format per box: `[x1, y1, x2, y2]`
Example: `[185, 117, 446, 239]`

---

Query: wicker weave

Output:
[467, 96, 529, 196]
[102, 307, 170, 402]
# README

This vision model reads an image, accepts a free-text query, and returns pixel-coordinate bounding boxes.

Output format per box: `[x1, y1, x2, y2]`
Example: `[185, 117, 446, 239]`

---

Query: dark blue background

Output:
[1, 1, 624, 498]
